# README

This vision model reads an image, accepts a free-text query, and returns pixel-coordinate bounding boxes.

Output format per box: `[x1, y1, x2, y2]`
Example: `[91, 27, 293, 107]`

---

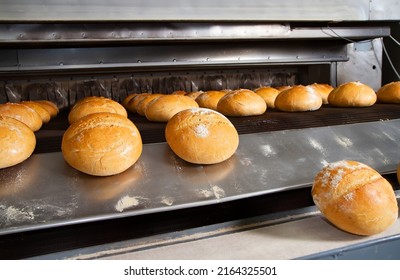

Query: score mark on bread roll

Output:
[165, 108, 239, 164]
[312, 160, 398, 236]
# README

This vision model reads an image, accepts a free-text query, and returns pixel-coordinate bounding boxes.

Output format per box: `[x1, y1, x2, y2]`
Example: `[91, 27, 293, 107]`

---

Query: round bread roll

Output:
[0, 116, 36, 169]
[328, 81, 377, 107]
[34, 100, 59, 118]
[195, 90, 227, 111]
[20, 101, 51, 123]
[145, 94, 199, 122]
[254, 87, 280, 108]
[377, 81, 400, 103]
[274, 85, 322, 112]
[217, 89, 267, 116]
[0, 103, 43, 131]
[308, 83, 334, 104]
[62, 112, 142, 176]
[185, 91, 204, 100]
[122, 93, 140, 108]
[275, 85, 292, 92]
[172, 90, 187, 95]
[165, 108, 239, 164]
[68, 96, 127, 124]
[312, 160, 398, 236]
[136, 94, 163, 116]
[125, 93, 150, 114]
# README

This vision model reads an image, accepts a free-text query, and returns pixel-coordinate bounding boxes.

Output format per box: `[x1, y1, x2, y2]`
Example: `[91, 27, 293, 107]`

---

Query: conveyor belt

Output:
[35, 103, 400, 154]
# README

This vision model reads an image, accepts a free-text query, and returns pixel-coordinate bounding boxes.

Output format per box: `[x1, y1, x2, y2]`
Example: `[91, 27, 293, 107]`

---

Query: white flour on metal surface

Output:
[212, 185, 225, 200]
[115, 195, 139, 212]
[260, 144, 276, 157]
[309, 138, 325, 153]
[335, 136, 353, 148]
[160, 196, 174, 206]
[3, 206, 34, 224]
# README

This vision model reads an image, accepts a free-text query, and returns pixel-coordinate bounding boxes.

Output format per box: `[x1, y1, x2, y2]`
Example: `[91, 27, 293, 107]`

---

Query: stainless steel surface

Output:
[0, 0, 382, 21]
[337, 38, 383, 91]
[0, 23, 390, 43]
[1, 119, 400, 236]
[370, 0, 400, 20]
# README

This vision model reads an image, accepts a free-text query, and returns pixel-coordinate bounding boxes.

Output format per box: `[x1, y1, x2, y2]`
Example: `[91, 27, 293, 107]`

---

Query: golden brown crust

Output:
[68, 96, 127, 124]
[145, 94, 199, 122]
[136, 94, 163, 116]
[62, 112, 142, 176]
[165, 108, 239, 164]
[312, 160, 398, 236]
[328, 81, 377, 107]
[125, 94, 151, 114]
[377, 81, 400, 103]
[308, 83, 334, 104]
[20, 101, 51, 123]
[0, 103, 43, 131]
[274, 85, 322, 112]
[275, 85, 292, 92]
[217, 89, 266, 116]
[34, 100, 59, 118]
[0, 115, 36, 169]
[254, 87, 280, 108]
[122, 93, 140, 108]
[397, 162, 400, 185]
[195, 90, 227, 111]
[185, 91, 204, 100]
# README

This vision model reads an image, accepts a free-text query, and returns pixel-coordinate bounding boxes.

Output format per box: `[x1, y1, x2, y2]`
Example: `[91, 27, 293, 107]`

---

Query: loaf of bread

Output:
[0, 115, 36, 169]
[136, 94, 163, 116]
[68, 96, 127, 124]
[254, 87, 280, 108]
[0, 103, 43, 131]
[274, 85, 322, 112]
[275, 85, 292, 92]
[195, 90, 227, 111]
[308, 83, 334, 104]
[165, 108, 239, 164]
[34, 100, 59, 118]
[145, 94, 199, 122]
[217, 89, 266, 116]
[125, 94, 151, 114]
[328, 81, 377, 107]
[122, 93, 140, 108]
[312, 160, 398, 236]
[62, 112, 142, 176]
[185, 91, 204, 100]
[20, 101, 51, 124]
[377, 81, 400, 103]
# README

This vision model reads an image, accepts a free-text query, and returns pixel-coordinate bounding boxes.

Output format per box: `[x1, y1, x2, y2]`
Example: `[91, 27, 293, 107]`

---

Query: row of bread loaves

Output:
[62, 96, 142, 176]
[0, 100, 59, 169]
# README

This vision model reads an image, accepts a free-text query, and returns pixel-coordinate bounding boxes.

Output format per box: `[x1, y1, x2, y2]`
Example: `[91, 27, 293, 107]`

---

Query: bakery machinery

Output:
[0, 0, 400, 259]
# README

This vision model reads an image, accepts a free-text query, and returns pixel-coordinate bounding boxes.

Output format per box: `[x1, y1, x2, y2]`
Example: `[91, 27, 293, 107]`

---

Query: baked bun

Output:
[328, 81, 377, 107]
[0, 116, 36, 169]
[122, 93, 140, 108]
[185, 91, 204, 100]
[275, 85, 292, 92]
[0, 103, 43, 131]
[20, 101, 51, 123]
[195, 90, 227, 111]
[165, 108, 239, 164]
[274, 85, 322, 112]
[145, 95, 199, 122]
[308, 83, 334, 104]
[312, 160, 398, 236]
[62, 112, 142, 176]
[377, 81, 400, 103]
[172, 90, 187, 95]
[34, 100, 59, 118]
[254, 87, 280, 108]
[217, 89, 266, 116]
[125, 94, 150, 114]
[136, 94, 163, 116]
[68, 96, 127, 124]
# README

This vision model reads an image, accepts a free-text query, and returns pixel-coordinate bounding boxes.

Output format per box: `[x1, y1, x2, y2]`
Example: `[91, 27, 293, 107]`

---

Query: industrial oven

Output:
[0, 0, 400, 259]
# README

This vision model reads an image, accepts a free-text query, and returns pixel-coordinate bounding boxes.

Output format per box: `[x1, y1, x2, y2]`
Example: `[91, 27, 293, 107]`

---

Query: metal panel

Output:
[370, 0, 400, 20]
[1, 119, 399, 236]
[0, 0, 372, 22]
